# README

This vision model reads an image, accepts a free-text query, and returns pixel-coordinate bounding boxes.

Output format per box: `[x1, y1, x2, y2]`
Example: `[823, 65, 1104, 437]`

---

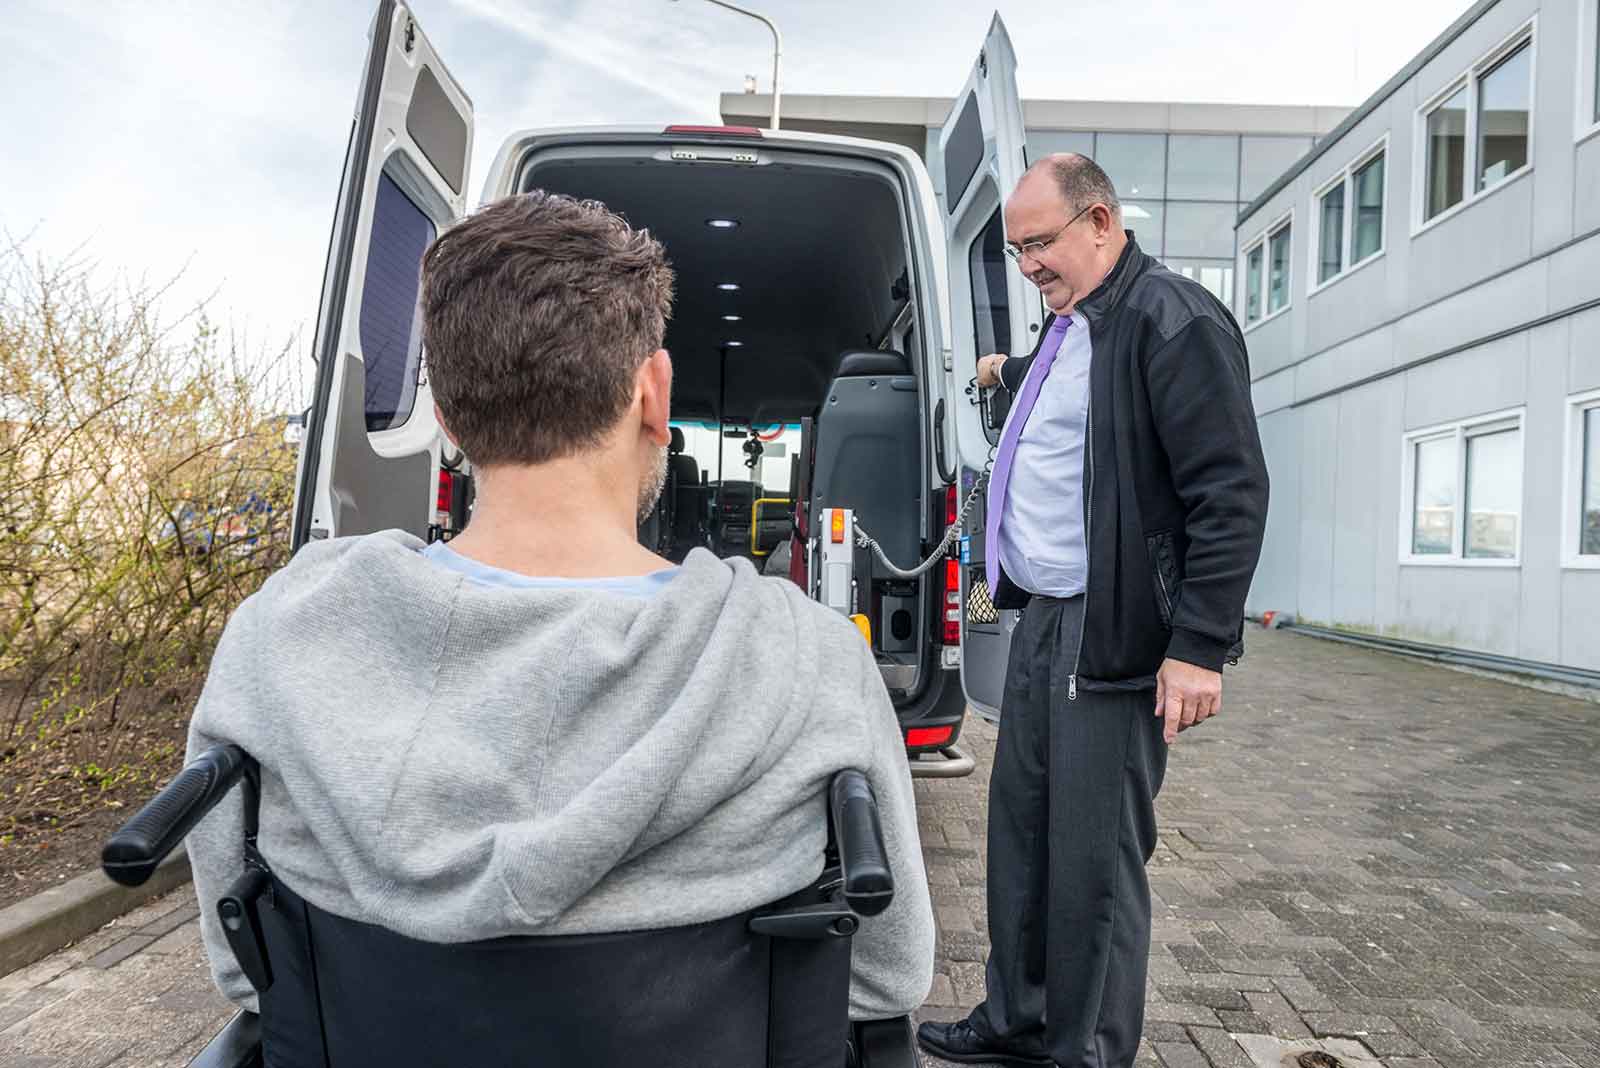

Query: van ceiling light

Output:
[717, 283, 741, 291]
[722, 314, 742, 322]
[706, 218, 740, 229]
[725, 340, 744, 347]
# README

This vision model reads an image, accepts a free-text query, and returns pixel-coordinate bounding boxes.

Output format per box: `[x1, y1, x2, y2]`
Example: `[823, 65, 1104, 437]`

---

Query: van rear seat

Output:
[667, 427, 705, 561]
[809, 349, 921, 583]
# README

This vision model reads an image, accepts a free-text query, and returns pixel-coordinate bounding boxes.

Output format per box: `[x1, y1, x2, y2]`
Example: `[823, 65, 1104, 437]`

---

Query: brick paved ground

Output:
[2, 627, 1597, 1066]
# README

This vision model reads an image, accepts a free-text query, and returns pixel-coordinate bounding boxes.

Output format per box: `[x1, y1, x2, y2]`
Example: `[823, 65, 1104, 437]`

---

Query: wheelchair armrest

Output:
[102, 745, 252, 887]
[852, 1016, 920, 1068]
[830, 770, 893, 917]
[188, 1009, 262, 1068]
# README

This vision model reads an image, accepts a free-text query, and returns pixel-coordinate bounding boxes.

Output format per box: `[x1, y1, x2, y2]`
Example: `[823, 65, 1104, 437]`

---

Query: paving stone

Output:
[83, 934, 156, 970]
[1152, 1040, 1209, 1068]
[924, 972, 957, 1007]
[1302, 1011, 1400, 1036]
[136, 903, 202, 940]
[1185, 1026, 1253, 1068]
[1159, 984, 1250, 1011]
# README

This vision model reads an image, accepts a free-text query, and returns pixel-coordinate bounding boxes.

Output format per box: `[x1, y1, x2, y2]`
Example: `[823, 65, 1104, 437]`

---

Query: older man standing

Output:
[918, 155, 1268, 1068]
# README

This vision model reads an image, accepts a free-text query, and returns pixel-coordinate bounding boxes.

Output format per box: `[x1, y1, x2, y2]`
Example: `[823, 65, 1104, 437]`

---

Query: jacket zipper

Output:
[1155, 560, 1174, 625]
[1068, 325, 1093, 703]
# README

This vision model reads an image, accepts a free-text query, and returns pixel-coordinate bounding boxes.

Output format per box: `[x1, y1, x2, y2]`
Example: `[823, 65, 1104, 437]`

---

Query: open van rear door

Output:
[291, 1, 473, 550]
[939, 14, 1035, 717]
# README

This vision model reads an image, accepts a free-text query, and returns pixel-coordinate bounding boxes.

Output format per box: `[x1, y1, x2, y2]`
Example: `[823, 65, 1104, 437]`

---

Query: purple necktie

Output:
[986, 316, 1072, 594]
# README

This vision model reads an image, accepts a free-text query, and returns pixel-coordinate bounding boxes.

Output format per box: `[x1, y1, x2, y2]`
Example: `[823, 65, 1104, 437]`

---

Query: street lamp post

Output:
[674, 0, 782, 130]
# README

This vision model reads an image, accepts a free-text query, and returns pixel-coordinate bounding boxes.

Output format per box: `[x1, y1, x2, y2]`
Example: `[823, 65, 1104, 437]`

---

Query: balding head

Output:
[1004, 153, 1128, 315]
[1020, 153, 1122, 222]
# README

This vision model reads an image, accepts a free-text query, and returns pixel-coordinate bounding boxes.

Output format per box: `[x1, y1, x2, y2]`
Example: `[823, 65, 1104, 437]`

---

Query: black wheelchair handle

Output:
[101, 744, 250, 887]
[829, 770, 894, 917]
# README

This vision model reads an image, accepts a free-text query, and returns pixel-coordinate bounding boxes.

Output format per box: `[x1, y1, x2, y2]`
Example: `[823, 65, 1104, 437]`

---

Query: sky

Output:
[3, 0, 1478, 366]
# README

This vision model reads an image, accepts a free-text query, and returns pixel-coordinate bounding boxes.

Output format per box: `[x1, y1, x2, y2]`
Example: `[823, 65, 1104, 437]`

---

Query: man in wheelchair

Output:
[121, 191, 934, 1064]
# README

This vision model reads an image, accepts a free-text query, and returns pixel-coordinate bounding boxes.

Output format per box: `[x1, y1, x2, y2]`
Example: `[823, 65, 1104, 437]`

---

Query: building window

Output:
[1317, 183, 1345, 284]
[1241, 214, 1291, 326]
[1024, 129, 1095, 164]
[1244, 244, 1264, 323]
[1167, 134, 1240, 201]
[1420, 29, 1534, 225]
[1402, 411, 1524, 563]
[1564, 389, 1600, 566]
[1095, 133, 1166, 200]
[1476, 41, 1532, 190]
[1352, 153, 1385, 261]
[1168, 258, 1235, 304]
[1311, 142, 1387, 290]
[1411, 435, 1456, 555]
[1267, 222, 1292, 314]
[1425, 86, 1469, 219]
[1123, 200, 1166, 256]
[1165, 202, 1236, 259]
[1464, 427, 1520, 558]
[1241, 136, 1314, 200]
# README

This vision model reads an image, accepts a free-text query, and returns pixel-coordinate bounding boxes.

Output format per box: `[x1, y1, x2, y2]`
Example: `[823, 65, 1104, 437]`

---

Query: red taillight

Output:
[663, 124, 764, 138]
[906, 725, 954, 749]
[436, 469, 454, 512]
[943, 485, 962, 645]
[944, 559, 962, 645]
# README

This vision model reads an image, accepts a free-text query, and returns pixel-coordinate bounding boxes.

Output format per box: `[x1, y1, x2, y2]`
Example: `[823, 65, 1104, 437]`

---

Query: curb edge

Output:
[0, 847, 191, 978]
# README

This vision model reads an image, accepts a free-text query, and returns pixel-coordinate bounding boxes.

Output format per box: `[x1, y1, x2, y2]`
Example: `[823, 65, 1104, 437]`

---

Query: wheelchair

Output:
[102, 745, 923, 1067]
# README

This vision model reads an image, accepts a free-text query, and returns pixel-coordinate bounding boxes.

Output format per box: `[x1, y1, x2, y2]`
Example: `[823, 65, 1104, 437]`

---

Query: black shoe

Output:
[915, 1018, 1051, 1067]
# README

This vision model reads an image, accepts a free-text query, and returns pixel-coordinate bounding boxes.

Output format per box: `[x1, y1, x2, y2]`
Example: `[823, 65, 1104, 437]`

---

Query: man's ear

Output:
[1092, 203, 1119, 244]
[637, 348, 673, 447]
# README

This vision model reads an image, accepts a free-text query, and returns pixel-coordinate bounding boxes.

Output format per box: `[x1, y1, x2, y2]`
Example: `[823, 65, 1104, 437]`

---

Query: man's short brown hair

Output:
[420, 190, 674, 466]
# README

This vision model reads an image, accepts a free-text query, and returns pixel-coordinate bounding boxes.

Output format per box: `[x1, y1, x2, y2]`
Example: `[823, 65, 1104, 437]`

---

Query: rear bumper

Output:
[894, 663, 967, 756]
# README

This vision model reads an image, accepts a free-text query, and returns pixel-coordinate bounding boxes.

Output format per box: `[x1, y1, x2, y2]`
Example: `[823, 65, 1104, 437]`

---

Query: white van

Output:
[289, 1, 1041, 770]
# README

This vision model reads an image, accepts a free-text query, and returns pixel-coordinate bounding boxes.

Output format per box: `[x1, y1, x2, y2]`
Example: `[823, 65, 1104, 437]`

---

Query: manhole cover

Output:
[1297, 1054, 1345, 1068]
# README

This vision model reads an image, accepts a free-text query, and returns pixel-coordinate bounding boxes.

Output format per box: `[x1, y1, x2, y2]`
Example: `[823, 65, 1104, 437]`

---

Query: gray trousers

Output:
[967, 595, 1168, 1068]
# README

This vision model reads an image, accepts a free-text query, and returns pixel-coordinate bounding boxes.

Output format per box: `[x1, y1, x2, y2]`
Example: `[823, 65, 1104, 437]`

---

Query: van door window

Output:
[968, 208, 1011, 359]
[359, 172, 436, 432]
[968, 208, 1013, 438]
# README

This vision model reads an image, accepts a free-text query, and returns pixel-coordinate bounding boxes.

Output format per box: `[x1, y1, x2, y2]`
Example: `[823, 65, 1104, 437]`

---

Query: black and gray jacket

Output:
[992, 234, 1268, 685]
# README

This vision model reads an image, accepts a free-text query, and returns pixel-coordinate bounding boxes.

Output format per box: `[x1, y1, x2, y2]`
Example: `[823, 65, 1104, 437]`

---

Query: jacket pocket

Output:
[1144, 529, 1178, 630]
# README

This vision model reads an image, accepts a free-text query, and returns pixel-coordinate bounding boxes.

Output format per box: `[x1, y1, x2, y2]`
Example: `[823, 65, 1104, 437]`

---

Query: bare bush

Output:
[0, 240, 300, 855]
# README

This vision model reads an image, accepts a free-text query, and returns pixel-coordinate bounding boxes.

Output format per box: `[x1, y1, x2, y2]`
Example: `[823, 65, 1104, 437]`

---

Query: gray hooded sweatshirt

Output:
[186, 530, 934, 1021]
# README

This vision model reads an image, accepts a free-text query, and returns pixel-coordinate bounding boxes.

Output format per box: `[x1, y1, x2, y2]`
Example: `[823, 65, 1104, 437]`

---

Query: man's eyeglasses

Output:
[1003, 202, 1096, 263]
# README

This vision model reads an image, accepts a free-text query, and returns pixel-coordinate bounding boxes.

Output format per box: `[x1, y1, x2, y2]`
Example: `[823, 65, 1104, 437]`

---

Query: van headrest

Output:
[835, 350, 908, 378]
[670, 426, 685, 453]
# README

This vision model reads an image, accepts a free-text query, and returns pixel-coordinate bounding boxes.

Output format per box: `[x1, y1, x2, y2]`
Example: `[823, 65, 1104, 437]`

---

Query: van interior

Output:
[521, 144, 937, 695]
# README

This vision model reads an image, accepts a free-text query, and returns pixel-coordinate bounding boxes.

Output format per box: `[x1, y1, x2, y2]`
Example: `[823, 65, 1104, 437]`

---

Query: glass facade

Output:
[1241, 136, 1316, 200]
[1095, 133, 1166, 199]
[1166, 201, 1237, 259]
[1167, 134, 1239, 200]
[1018, 128, 1314, 303]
